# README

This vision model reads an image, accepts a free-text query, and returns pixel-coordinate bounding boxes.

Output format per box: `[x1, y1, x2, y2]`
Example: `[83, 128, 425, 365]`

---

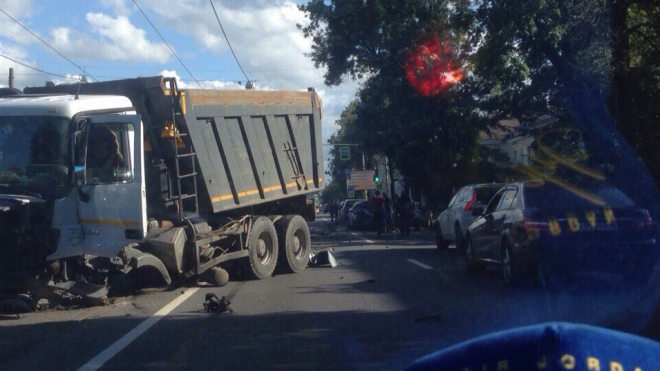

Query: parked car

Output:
[339, 198, 362, 223]
[436, 183, 505, 252]
[348, 200, 373, 230]
[465, 180, 658, 286]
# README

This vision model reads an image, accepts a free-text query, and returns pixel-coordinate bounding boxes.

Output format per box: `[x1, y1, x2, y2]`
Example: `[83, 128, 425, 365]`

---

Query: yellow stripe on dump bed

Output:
[79, 219, 140, 227]
[211, 178, 322, 203]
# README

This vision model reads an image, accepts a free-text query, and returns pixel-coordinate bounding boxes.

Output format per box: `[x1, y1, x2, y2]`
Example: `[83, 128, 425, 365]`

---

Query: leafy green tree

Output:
[465, 0, 660, 213]
[299, 0, 485, 202]
[614, 2, 660, 190]
[300, 0, 660, 214]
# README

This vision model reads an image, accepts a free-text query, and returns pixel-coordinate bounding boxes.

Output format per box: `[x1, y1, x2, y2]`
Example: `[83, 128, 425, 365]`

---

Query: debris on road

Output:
[309, 250, 340, 267]
[0, 294, 37, 317]
[203, 293, 232, 313]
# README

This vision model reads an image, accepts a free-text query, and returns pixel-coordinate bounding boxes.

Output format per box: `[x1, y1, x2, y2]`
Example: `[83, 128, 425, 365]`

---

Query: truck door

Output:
[77, 115, 146, 258]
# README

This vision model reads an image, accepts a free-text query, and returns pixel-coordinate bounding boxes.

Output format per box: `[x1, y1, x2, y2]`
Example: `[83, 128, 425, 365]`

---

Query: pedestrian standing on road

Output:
[382, 192, 393, 230]
[329, 200, 336, 222]
[370, 191, 385, 238]
[396, 191, 412, 236]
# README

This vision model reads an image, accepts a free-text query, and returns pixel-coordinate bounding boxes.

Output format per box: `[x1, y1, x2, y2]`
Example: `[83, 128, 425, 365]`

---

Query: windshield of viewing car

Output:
[0, 116, 70, 187]
[4, 2, 660, 370]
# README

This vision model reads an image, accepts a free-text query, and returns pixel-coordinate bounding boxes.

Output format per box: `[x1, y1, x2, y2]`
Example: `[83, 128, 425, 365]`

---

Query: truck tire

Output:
[246, 216, 279, 279]
[275, 215, 311, 273]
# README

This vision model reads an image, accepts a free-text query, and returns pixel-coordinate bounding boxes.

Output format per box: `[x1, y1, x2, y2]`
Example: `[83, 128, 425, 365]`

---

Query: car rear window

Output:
[475, 187, 502, 204]
[524, 184, 635, 209]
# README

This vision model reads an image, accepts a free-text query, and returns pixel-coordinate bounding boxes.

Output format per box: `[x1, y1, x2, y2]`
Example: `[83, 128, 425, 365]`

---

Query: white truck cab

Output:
[0, 94, 147, 291]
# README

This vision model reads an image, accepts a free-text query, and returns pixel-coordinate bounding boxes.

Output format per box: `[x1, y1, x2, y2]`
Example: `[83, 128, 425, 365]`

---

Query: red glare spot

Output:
[404, 37, 464, 96]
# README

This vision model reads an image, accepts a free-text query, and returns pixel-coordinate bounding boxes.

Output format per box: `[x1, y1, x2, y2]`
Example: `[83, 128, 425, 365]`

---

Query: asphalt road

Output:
[0, 213, 656, 370]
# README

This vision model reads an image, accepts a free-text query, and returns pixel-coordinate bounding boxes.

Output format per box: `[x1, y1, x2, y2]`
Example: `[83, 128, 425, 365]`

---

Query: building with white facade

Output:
[480, 115, 558, 165]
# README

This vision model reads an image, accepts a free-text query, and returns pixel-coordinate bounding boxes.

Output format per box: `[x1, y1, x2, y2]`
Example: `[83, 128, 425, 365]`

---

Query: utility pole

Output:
[8, 68, 13, 88]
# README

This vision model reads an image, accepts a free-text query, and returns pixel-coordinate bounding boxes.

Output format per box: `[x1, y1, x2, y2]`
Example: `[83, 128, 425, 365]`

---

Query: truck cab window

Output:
[0, 116, 69, 186]
[83, 123, 134, 184]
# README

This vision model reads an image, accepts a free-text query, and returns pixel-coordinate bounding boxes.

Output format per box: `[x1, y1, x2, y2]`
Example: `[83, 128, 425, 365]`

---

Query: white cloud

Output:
[134, 0, 360, 145]
[0, 0, 358, 146]
[160, 69, 243, 90]
[46, 13, 171, 63]
[100, 0, 132, 16]
[0, 0, 42, 45]
[0, 0, 34, 19]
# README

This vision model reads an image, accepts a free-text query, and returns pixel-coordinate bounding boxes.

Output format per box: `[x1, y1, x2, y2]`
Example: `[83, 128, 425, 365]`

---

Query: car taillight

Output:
[632, 215, 656, 232]
[522, 216, 565, 238]
[465, 191, 477, 211]
[523, 217, 550, 232]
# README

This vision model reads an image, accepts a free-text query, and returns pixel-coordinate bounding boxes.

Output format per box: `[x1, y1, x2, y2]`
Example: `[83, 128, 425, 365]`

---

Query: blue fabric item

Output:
[405, 322, 660, 371]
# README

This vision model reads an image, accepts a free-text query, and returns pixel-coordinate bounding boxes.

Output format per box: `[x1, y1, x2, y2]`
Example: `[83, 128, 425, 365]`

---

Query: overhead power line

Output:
[0, 52, 77, 80]
[132, 0, 203, 89]
[0, 8, 95, 81]
[209, 0, 252, 85]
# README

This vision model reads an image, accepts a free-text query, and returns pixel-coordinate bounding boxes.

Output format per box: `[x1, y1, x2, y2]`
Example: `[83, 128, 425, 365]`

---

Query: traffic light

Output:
[373, 168, 380, 183]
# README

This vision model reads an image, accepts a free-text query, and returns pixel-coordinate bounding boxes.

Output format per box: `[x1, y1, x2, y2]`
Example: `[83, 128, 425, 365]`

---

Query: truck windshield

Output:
[0, 116, 70, 187]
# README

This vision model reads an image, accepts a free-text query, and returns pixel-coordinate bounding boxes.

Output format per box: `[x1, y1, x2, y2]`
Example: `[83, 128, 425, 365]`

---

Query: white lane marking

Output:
[407, 259, 433, 270]
[351, 232, 373, 244]
[77, 287, 199, 371]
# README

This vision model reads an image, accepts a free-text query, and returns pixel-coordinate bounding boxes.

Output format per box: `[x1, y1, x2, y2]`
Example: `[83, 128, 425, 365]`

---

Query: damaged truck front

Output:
[0, 76, 324, 308]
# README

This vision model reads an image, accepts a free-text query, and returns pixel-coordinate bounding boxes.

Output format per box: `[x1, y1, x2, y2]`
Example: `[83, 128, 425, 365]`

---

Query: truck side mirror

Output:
[74, 165, 89, 202]
[74, 166, 85, 186]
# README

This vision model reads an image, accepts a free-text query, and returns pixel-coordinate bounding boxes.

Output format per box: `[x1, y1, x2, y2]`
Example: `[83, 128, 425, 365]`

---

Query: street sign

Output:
[347, 185, 355, 198]
[347, 170, 376, 190]
[340, 146, 350, 161]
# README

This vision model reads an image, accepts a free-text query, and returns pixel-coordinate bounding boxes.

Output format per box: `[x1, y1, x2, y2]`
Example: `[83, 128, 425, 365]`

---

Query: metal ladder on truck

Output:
[163, 78, 237, 283]
[163, 77, 199, 223]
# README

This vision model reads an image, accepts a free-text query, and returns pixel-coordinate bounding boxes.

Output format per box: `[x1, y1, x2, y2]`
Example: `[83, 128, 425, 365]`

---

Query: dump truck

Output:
[0, 76, 323, 304]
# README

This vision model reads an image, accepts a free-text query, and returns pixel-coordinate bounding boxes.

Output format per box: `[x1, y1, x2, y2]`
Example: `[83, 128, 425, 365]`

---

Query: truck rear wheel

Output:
[275, 215, 310, 273]
[246, 217, 279, 279]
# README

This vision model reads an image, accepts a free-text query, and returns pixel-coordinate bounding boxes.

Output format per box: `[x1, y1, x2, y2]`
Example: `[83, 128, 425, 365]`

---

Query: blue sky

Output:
[0, 0, 357, 169]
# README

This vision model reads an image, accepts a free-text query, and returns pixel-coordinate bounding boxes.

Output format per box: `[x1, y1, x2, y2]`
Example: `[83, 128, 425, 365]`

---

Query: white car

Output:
[436, 183, 505, 252]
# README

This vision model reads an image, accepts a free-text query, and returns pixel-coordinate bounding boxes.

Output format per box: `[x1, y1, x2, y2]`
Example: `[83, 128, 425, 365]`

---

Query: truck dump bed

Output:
[25, 76, 324, 214]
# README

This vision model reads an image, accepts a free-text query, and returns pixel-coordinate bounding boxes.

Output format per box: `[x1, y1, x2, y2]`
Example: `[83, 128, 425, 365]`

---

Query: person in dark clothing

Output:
[370, 191, 385, 238]
[382, 192, 393, 230]
[395, 191, 412, 236]
[329, 200, 336, 222]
